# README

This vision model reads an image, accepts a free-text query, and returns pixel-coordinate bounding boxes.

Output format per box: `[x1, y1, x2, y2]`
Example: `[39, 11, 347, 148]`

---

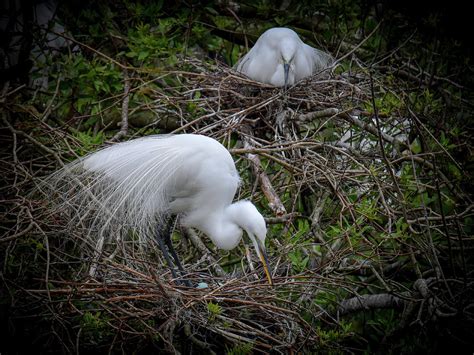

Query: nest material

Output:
[1, 56, 473, 353]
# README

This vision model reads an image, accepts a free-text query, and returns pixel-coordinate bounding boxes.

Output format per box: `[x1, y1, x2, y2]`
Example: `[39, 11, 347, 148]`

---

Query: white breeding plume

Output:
[234, 27, 333, 88]
[44, 134, 273, 284]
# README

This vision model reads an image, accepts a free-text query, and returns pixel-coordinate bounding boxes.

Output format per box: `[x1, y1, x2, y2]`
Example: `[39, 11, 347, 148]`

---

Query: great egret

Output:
[45, 134, 273, 285]
[234, 27, 333, 89]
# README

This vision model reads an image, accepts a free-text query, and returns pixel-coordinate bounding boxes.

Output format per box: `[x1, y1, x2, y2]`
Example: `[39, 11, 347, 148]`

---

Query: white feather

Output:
[43, 134, 268, 254]
[234, 27, 333, 87]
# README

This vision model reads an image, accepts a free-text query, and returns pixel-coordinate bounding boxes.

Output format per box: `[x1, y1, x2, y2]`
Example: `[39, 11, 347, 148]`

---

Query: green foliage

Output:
[313, 290, 339, 311]
[352, 309, 407, 352]
[408, 89, 443, 116]
[225, 342, 253, 355]
[43, 53, 122, 122]
[5, 1, 471, 353]
[355, 197, 383, 224]
[126, 21, 182, 66]
[317, 320, 354, 348]
[126, 1, 164, 22]
[364, 91, 404, 116]
[80, 311, 112, 343]
[73, 129, 106, 155]
[207, 301, 222, 321]
[289, 248, 309, 273]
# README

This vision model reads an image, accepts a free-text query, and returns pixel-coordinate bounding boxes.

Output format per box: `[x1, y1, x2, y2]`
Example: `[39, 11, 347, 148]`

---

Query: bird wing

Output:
[234, 42, 279, 85]
[167, 137, 240, 219]
[303, 43, 334, 73]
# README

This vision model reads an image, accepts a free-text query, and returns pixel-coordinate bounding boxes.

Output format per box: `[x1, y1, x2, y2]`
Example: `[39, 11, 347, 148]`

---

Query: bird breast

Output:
[270, 63, 295, 87]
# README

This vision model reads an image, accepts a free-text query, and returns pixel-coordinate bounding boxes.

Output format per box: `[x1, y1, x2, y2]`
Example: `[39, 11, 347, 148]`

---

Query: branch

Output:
[241, 133, 286, 216]
[184, 228, 226, 277]
[110, 69, 131, 142]
[296, 108, 339, 123]
[338, 293, 405, 315]
[337, 111, 408, 149]
[1, 115, 64, 165]
[184, 324, 216, 355]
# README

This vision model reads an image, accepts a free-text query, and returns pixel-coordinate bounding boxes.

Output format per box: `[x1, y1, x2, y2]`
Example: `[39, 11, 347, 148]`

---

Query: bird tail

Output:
[38, 136, 186, 250]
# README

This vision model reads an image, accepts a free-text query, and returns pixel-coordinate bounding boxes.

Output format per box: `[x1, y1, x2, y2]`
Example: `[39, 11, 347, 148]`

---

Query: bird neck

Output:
[198, 208, 243, 251]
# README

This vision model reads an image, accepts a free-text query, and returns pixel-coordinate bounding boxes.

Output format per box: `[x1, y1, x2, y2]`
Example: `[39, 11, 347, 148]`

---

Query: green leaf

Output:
[138, 51, 149, 61]
[410, 139, 422, 154]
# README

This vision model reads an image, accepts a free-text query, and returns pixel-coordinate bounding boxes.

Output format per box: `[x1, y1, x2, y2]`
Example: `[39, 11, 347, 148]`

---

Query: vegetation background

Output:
[1, 0, 473, 353]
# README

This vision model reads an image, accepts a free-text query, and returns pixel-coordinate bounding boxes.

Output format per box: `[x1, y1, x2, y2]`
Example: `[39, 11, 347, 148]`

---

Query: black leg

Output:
[164, 218, 193, 287]
[156, 221, 180, 281]
[164, 233, 192, 287]
[156, 217, 192, 287]
[164, 226, 185, 273]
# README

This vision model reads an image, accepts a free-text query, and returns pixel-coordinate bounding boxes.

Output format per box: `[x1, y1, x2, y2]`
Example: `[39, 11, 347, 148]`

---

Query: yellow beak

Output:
[257, 241, 273, 286]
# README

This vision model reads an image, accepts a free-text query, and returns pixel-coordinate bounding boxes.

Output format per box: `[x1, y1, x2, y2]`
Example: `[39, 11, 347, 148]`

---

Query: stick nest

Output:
[1, 55, 473, 353]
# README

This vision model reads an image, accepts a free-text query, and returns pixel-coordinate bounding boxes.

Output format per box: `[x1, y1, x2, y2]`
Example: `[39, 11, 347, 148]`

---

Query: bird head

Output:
[280, 39, 297, 90]
[227, 201, 273, 285]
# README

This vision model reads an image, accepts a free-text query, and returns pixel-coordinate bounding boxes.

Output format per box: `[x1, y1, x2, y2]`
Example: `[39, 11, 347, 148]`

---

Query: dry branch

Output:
[338, 293, 405, 315]
[1, 38, 472, 353]
[110, 69, 131, 141]
[242, 131, 287, 216]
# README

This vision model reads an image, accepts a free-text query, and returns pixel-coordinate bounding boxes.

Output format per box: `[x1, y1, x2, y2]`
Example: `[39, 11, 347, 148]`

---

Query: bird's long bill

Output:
[283, 63, 290, 91]
[256, 239, 273, 286]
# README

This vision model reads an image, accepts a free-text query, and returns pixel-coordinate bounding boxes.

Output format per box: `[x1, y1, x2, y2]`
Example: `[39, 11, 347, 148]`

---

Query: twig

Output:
[296, 108, 339, 122]
[337, 111, 407, 149]
[332, 20, 382, 66]
[184, 324, 216, 354]
[0, 221, 35, 243]
[110, 69, 131, 141]
[51, 30, 131, 70]
[2, 115, 64, 165]
[184, 228, 226, 277]
[242, 131, 287, 216]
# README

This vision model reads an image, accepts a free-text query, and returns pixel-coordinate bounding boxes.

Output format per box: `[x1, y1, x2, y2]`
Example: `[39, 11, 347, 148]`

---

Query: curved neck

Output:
[196, 208, 242, 251]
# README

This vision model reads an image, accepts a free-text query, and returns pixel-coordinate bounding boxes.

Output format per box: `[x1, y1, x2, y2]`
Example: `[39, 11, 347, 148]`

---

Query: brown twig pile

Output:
[1, 51, 473, 352]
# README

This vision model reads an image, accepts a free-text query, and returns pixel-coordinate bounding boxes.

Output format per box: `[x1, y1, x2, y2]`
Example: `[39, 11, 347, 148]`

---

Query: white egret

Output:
[234, 27, 333, 89]
[45, 134, 273, 285]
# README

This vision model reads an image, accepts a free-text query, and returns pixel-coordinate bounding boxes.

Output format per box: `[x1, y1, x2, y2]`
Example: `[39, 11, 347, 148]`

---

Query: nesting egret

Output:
[234, 27, 333, 89]
[45, 134, 273, 285]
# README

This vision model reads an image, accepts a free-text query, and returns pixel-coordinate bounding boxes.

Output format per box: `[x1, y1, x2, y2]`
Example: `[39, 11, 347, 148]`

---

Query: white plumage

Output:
[45, 134, 272, 283]
[234, 27, 333, 88]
